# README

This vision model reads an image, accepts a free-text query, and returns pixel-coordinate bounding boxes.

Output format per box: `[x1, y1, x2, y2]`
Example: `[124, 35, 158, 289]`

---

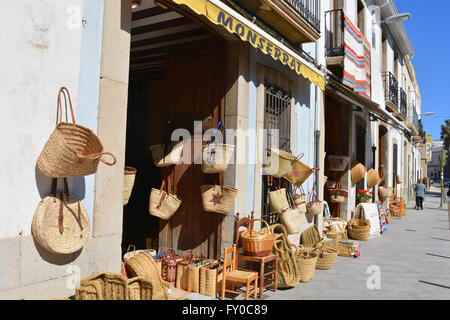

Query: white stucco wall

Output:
[0, 0, 85, 238]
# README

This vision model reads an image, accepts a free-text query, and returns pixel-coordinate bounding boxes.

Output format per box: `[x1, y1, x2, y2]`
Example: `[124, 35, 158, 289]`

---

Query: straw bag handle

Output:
[207, 120, 225, 146]
[156, 180, 168, 210]
[57, 87, 76, 126]
[51, 178, 69, 235]
[82, 152, 117, 166]
[247, 219, 272, 237]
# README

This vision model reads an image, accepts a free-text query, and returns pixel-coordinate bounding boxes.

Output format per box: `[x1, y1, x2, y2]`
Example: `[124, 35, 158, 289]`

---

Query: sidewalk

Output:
[187, 188, 450, 300]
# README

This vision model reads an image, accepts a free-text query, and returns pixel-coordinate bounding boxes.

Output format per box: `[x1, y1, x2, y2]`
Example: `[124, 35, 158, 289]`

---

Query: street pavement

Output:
[187, 186, 450, 300]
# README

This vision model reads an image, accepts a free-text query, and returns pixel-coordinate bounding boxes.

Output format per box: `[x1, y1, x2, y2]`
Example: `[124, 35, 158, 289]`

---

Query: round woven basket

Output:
[264, 148, 297, 178]
[279, 208, 301, 234]
[297, 248, 318, 283]
[350, 161, 366, 185]
[348, 219, 371, 241]
[37, 87, 116, 178]
[327, 155, 349, 172]
[32, 194, 90, 254]
[241, 219, 276, 257]
[149, 141, 184, 168]
[123, 166, 137, 206]
[367, 169, 381, 188]
[200, 185, 238, 214]
[201, 143, 235, 173]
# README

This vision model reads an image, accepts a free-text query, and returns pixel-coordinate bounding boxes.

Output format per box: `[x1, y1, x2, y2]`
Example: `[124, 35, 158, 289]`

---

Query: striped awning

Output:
[165, 0, 325, 90]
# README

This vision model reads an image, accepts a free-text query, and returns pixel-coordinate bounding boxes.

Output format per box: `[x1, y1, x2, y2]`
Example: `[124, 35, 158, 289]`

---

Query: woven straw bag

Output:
[296, 246, 318, 283]
[199, 260, 220, 297]
[293, 186, 306, 213]
[264, 148, 297, 178]
[123, 166, 137, 206]
[241, 219, 276, 257]
[306, 186, 323, 216]
[268, 187, 289, 213]
[149, 141, 184, 167]
[123, 245, 156, 261]
[300, 224, 323, 247]
[327, 155, 349, 172]
[75, 272, 128, 300]
[149, 180, 182, 220]
[37, 87, 116, 178]
[31, 178, 90, 254]
[314, 242, 338, 270]
[127, 277, 157, 300]
[201, 185, 238, 214]
[328, 180, 348, 204]
[285, 153, 318, 186]
[348, 219, 371, 241]
[378, 186, 393, 200]
[279, 191, 301, 234]
[350, 161, 366, 185]
[367, 169, 381, 188]
[202, 121, 235, 174]
[176, 250, 196, 290]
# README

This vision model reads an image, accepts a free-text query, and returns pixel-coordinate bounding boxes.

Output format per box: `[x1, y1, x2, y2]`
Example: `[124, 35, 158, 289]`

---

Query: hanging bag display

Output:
[149, 180, 182, 220]
[264, 148, 297, 178]
[123, 166, 137, 206]
[279, 190, 301, 234]
[200, 184, 238, 214]
[292, 186, 307, 213]
[32, 178, 90, 254]
[202, 121, 235, 174]
[327, 155, 349, 172]
[328, 180, 348, 204]
[268, 186, 289, 213]
[37, 87, 116, 178]
[285, 153, 319, 186]
[350, 161, 366, 185]
[306, 185, 323, 216]
[149, 120, 184, 167]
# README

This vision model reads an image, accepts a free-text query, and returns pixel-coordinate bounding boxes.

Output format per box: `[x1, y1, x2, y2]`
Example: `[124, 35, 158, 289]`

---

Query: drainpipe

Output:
[314, 27, 321, 226]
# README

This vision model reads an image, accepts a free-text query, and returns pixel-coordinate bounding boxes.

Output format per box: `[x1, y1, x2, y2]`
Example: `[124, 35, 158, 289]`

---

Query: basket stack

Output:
[348, 219, 371, 241]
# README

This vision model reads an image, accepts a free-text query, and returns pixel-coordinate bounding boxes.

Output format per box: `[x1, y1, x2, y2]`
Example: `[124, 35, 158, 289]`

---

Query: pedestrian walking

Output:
[414, 179, 426, 210]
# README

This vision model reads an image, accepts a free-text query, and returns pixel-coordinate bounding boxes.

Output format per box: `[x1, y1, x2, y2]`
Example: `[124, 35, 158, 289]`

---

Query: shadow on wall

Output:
[35, 165, 86, 201]
[32, 236, 82, 265]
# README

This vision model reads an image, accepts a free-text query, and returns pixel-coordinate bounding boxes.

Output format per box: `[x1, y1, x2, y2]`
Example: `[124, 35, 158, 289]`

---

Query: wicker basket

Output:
[327, 155, 349, 172]
[350, 161, 366, 185]
[328, 181, 348, 204]
[149, 141, 184, 167]
[300, 224, 322, 247]
[297, 247, 318, 283]
[285, 153, 318, 187]
[279, 208, 301, 234]
[37, 87, 116, 178]
[201, 185, 238, 214]
[31, 178, 90, 254]
[127, 277, 157, 300]
[348, 219, 371, 241]
[75, 272, 128, 300]
[268, 187, 289, 213]
[149, 181, 182, 220]
[306, 186, 323, 216]
[123, 166, 137, 206]
[241, 219, 276, 257]
[314, 243, 338, 270]
[367, 169, 381, 188]
[378, 186, 393, 200]
[264, 148, 297, 178]
[199, 261, 220, 297]
[293, 186, 307, 213]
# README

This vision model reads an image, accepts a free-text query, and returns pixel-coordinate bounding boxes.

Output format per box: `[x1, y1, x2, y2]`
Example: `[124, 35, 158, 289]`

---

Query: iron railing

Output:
[411, 107, 419, 131]
[324, 9, 345, 57]
[399, 88, 407, 118]
[383, 72, 398, 107]
[284, 0, 321, 32]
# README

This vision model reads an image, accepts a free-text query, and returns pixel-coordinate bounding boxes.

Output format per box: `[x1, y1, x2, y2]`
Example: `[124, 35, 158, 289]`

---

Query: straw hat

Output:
[366, 169, 381, 188]
[350, 161, 366, 185]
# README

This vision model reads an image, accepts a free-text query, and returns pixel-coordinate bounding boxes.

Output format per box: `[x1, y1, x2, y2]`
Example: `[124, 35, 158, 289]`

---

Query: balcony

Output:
[383, 72, 398, 113]
[233, 0, 321, 44]
[393, 88, 407, 121]
[406, 106, 420, 136]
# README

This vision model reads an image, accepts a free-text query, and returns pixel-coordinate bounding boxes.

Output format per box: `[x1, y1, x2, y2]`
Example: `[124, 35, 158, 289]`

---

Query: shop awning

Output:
[166, 0, 325, 91]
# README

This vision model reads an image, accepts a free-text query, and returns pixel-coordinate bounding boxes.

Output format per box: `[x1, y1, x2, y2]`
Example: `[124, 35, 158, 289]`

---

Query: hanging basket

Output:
[31, 178, 90, 254]
[149, 181, 182, 220]
[378, 186, 393, 200]
[123, 166, 137, 206]
[348, 219, 371, 241]
[306, 186, 323, 216]
[264, 148, 297, 178]
[37, 87, 116, 178]
[284, 153, 318, 187]
[201, 185, 238, 214]
[280, 208, 301, 235]
[292, 186, 306, 213]
[327, 155, 349, 172]
[268, 187, 289, 213]
[202, 121, 235, 173]
[367, 169, 381, 188]
[241, 219, 276, 257]
[328, 180, 348, 204]
[350, 161, 366, 185]
[149, 141, 184, 168]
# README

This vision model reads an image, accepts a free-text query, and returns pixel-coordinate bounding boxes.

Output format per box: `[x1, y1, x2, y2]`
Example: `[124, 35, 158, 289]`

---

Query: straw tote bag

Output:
[367, 169, 381, 188]
[123, 166, 137, 206]
[264, 148, 297, 178]
[149, 180, 182, 220]
[293, 186, 307, 214]
[149, 142, 184, 168]
[202, 121, 235, 174]
[285, 153, 318, 187]
[37, 87, 117, 178]
[32, 178, 90, 254]
[268, 186, 289, 214]
[201, 184, 238, 214]
[350, 161, 366, 185]
[328, 180, 348, 204]
[306, 185, 323, 216]
[279, 192, 301, 234]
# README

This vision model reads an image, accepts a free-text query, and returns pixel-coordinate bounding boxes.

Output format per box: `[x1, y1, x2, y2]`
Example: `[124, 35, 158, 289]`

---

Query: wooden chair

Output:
[234, 212, 278, 298]
[221, 244, 258, 300]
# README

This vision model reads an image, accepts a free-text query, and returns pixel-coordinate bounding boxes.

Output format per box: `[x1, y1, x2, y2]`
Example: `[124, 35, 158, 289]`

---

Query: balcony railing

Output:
[383, 72, 398, 107]
[399, 88, 407, 118]
[411, 107, 419, 130]
[284, 0, 321, 32]
[325, 9, 345, 57]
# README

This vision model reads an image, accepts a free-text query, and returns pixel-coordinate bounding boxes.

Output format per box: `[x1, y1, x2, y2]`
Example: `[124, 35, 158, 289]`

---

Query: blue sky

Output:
[396, 0, 450, 140]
